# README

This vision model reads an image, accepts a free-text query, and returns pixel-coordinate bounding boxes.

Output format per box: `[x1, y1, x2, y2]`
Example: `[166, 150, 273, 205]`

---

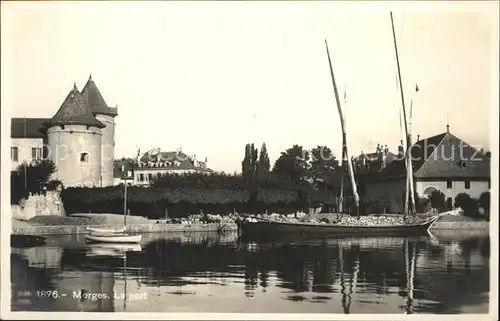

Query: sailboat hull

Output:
[239, 216, 439, 240]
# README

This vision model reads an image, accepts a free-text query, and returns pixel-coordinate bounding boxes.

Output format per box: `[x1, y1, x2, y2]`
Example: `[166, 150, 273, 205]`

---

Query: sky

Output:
[2, 1, 498, 174]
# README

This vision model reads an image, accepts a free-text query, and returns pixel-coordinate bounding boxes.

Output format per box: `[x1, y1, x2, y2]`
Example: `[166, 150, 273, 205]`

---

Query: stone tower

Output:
[81, 75, 118, 187]
[44, 83, 106, 187]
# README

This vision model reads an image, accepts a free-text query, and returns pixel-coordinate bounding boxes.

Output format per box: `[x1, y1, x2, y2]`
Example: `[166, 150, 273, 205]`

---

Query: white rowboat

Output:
[86, 226, 127, 234]
[85, 234, 142, 244]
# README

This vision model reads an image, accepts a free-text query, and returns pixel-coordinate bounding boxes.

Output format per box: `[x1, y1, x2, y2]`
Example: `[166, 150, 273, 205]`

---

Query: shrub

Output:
[429, 190, 446, 212]
[11, 160, 56, 205]
[479, 191, 490, 221]
[454, 193, 479, 218]
[60, 186, 305, 219]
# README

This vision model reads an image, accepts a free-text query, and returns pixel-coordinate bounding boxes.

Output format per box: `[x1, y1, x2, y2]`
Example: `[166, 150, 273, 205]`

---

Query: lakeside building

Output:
[355, 126, 490, 213]
[10, 75, 117, 187]
[113, 148, 212, 186]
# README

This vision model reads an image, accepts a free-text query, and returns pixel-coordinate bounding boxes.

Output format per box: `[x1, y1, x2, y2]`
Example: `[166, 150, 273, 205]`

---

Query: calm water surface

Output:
[11, 231, 490, 314]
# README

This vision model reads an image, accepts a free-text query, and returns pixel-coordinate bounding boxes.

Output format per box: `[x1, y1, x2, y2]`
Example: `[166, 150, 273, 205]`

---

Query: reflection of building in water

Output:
[12, 247, 62, 269]
[11, 247, 115, 312]
[51, 270, 115, 312]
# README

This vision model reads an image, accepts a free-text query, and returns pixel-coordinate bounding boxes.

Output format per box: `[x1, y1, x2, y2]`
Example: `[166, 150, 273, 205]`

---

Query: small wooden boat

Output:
[86, 226, 127, 234]
[85, 183, 142, 244]
[239, 214, 441, 239]
[85, 233, 142, 244]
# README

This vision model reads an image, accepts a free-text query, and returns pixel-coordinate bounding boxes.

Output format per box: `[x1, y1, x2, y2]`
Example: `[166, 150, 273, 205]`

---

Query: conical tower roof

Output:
[81, 74, 118, 117]
[44, 83, 105, 128]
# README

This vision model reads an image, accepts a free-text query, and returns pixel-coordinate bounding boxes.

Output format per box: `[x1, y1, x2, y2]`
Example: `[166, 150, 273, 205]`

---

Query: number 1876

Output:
[36, 290, 60, 299]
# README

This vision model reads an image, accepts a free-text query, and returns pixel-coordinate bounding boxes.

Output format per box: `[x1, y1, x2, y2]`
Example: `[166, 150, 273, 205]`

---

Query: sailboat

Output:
[85, 179, 142, 244]
[239, 14, 443, 239]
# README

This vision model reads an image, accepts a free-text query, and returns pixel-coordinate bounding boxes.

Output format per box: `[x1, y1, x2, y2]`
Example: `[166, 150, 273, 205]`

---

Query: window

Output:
[80, 152, 89, 163]
[465, 180, 471, 190]
[32, 147, 42, 161]
[139, 174, 144, 181]
[11, 147, 18, 161]
[446, 180, 452, 189]
[488, 180, 491, 189]
[148, 173, 153, 181]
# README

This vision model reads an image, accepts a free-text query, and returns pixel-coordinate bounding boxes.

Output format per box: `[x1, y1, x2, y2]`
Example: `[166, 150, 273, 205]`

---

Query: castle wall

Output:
[47, 125, 102, 187]
[95, 114, 115, 187]
[11, 190, 66, 221]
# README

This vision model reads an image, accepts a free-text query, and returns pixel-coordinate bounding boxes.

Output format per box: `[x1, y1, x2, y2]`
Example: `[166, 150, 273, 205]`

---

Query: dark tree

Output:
[250, 143, 259, 177]
[479, 191, 490, 221]
[310, 145, 340, 187]
[429, 190, 446, 212]
[454, 193, 479, 218]
[242, 144, 252, 180]
[11, 160, 57, 205]
[272, 145, 311, 182]
[258, 143, 271, 174]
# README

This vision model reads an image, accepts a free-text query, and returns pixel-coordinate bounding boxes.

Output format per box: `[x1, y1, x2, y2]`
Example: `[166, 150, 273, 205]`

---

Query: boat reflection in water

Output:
[11, 231, 490, 313]
[85, 243, 142, 258]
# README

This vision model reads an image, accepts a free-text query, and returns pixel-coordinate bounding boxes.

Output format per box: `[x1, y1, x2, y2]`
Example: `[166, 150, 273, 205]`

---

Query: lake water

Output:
[11, 231, 490, 314]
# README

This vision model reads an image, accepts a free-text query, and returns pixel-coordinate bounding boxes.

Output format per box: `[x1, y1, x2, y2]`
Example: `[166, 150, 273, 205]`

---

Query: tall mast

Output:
[407, 93, 416, 214]
[339, 89, 347, 213]
[325, 40, 360, 217]
[390, 12, 415, 215]
[24, 117, 27, 191]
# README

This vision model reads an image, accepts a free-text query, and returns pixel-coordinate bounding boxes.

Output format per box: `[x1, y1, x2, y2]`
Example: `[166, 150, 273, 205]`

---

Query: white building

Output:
[361, 127, 490, 213]
[113, 148, 212, 186]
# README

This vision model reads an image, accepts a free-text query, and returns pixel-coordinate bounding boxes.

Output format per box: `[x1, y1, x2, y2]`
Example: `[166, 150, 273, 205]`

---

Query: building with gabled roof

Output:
[10, 76, 118, 187]
[10, 118, 50, 171]
[113, 148, 213, 186]
[362, 127, 490, 213]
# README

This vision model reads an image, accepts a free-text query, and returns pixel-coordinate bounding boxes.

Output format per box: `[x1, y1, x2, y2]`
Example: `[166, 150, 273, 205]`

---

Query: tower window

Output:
[464, 180, 471, 190]
[80, 153, 89, 163]
[446, 180, 452, 189]
[11, 147, 18, 161]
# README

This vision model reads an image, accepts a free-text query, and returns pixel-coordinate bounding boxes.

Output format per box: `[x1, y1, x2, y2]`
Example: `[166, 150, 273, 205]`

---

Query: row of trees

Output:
[427, 190, 490, 220]
[241, 142, 348, 203]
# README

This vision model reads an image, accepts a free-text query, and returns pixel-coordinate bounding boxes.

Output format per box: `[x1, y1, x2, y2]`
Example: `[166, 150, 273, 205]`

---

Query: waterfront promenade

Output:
[11, 213, 488, 236]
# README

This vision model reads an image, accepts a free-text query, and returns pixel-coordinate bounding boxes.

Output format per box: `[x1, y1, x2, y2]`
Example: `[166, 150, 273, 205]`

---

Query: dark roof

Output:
[138, 149, 213, 172]
[354, 151, 396, 176]
[44, 84, 105, 129]
[81, 75, 118, 117]
[377, 132, 490, 180]
[11, 118, 50, 139]
[139, 150, 190, 163]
